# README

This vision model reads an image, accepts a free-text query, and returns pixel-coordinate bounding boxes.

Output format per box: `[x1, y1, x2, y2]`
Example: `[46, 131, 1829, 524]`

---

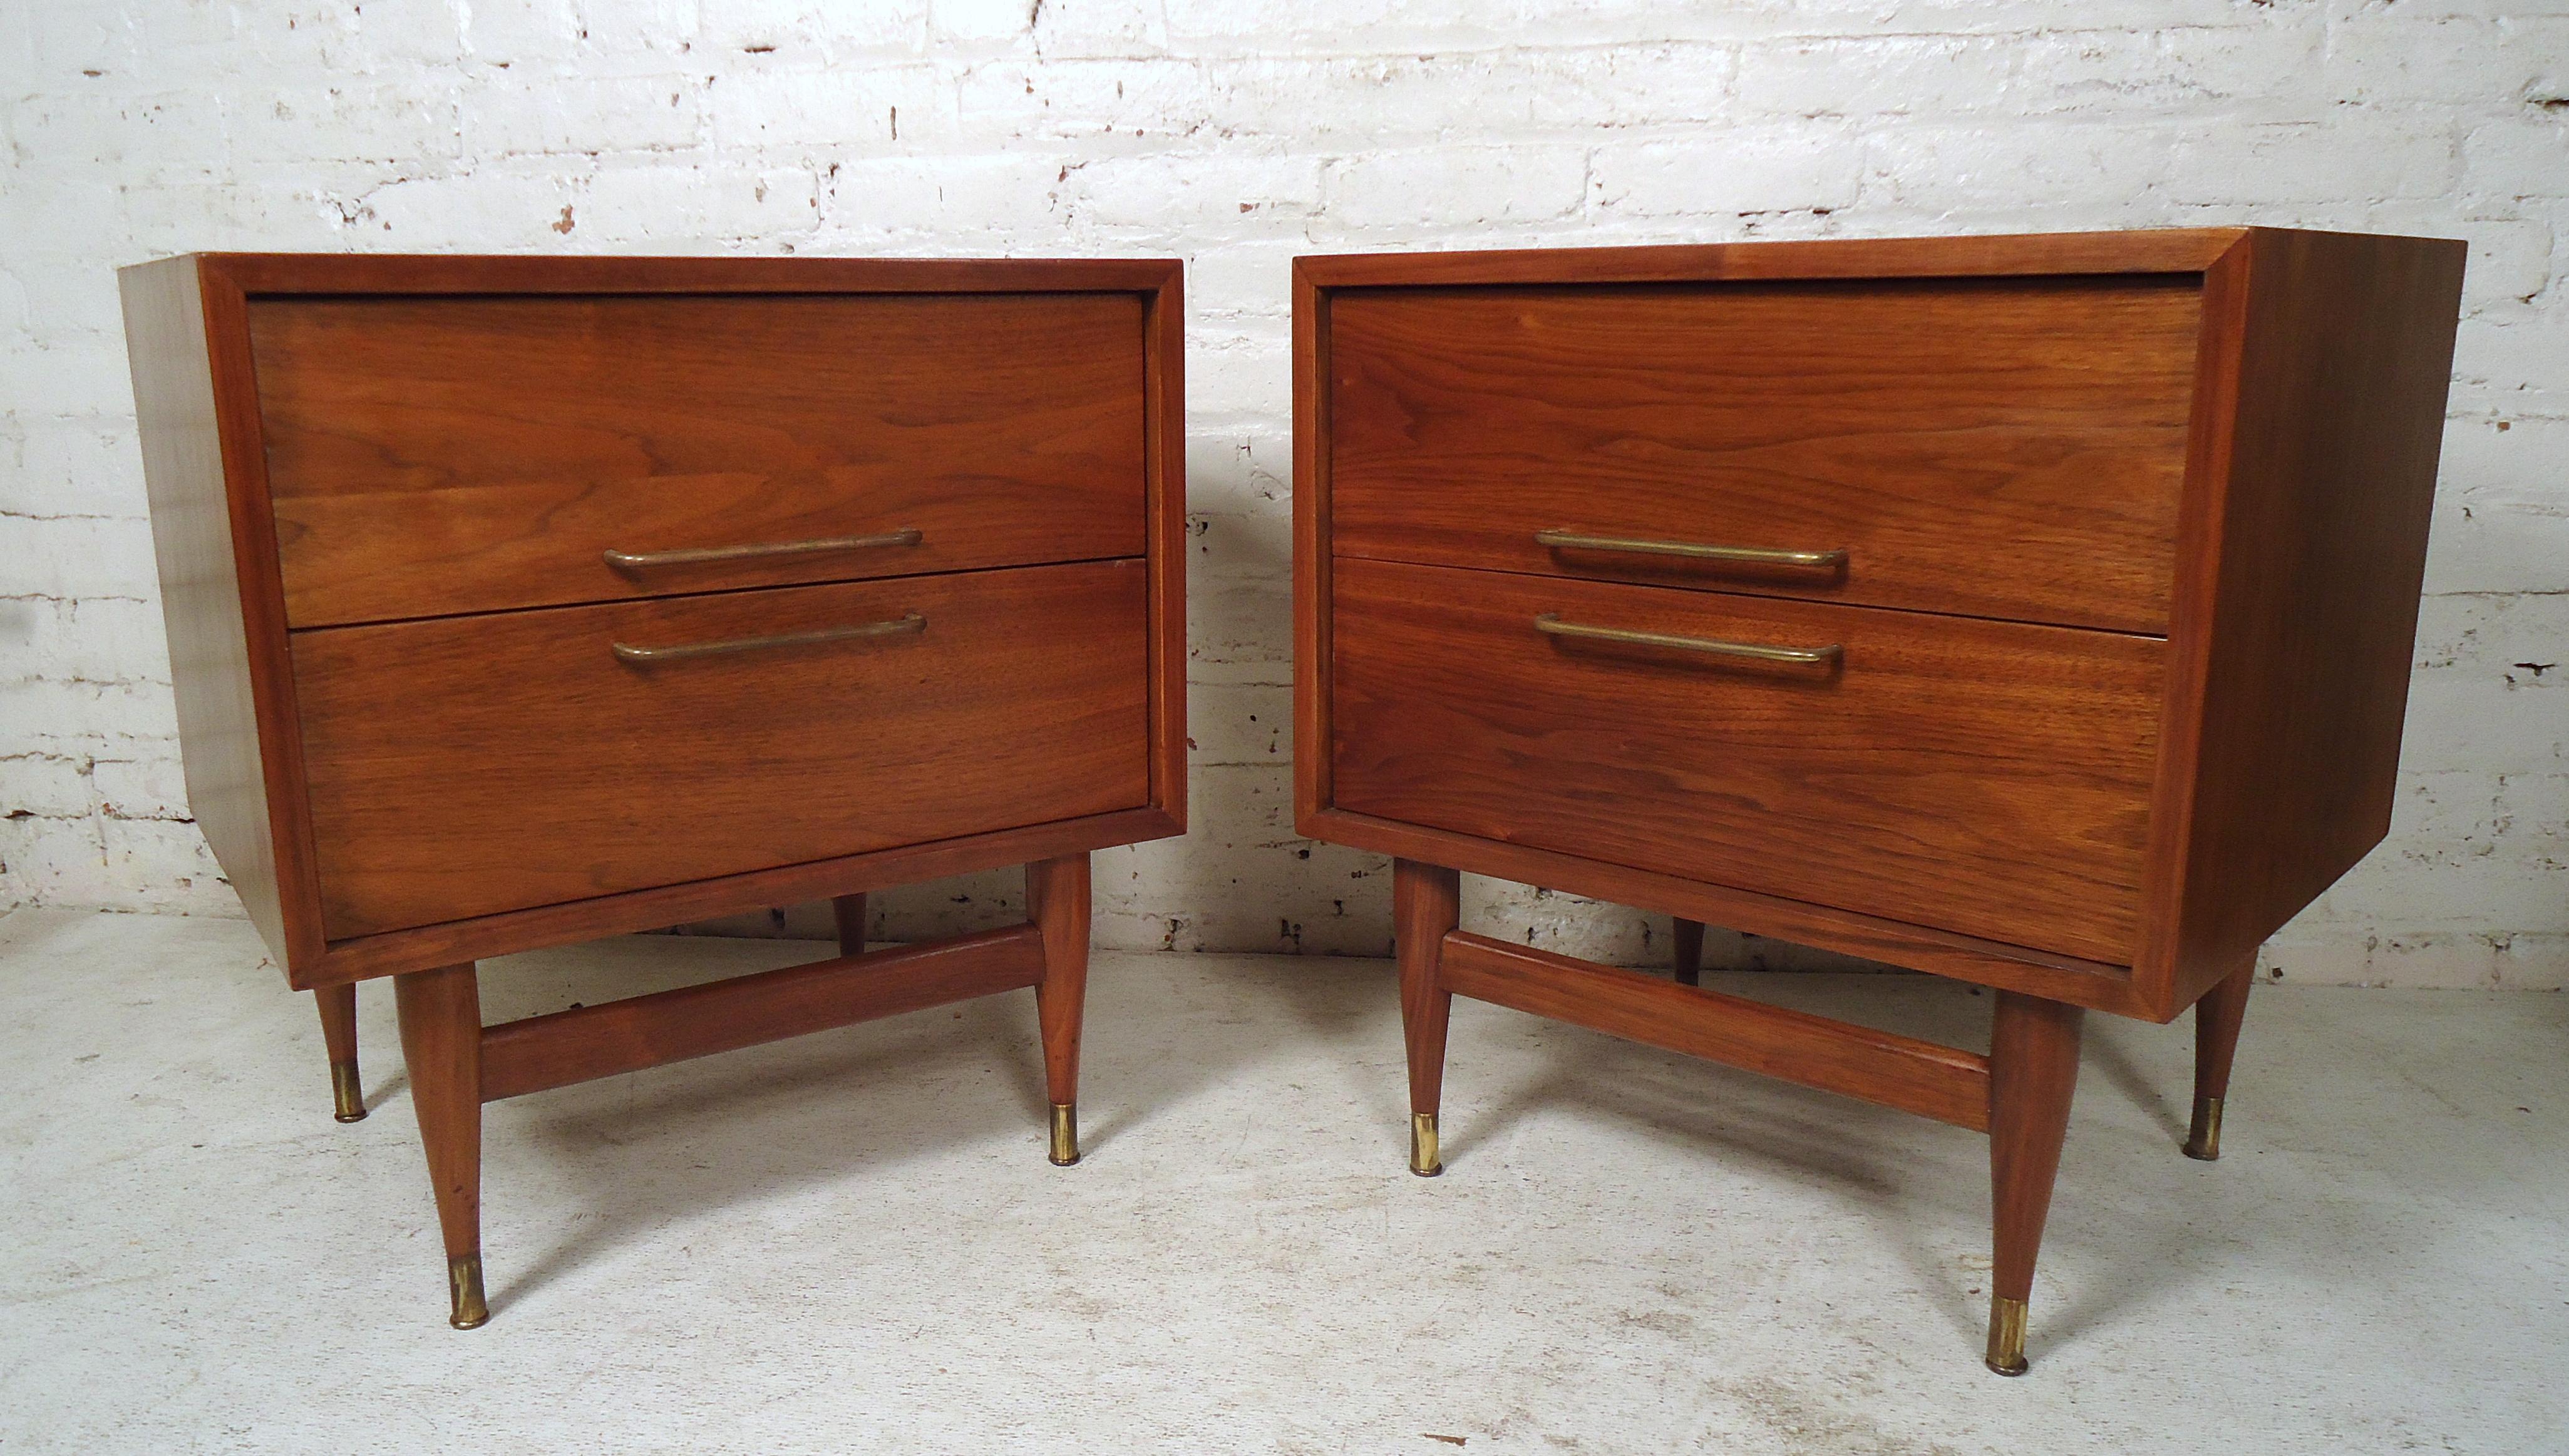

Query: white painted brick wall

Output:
[3, 0, 2563, 988]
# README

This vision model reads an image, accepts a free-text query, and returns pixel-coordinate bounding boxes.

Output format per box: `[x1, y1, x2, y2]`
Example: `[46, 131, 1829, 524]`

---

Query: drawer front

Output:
[1327, 279, 2201, 635]
[292, 560, 1151, 939]
[1329, 559, 2163, 963]
[253, 293, 1148, 627]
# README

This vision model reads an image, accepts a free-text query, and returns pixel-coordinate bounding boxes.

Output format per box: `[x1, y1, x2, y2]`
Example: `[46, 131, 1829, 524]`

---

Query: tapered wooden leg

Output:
[316, 982, 365, 1122]
[1986, 992, 2082, 1375]
[2183, 962, 2256, 1161]
[1672, 918, 1705, 988]
[831, 892, 870, 958]
[394, 962, 487, 1330]
[1394, 859, 1463, 1176]
[1026, 854, 1090, 1166]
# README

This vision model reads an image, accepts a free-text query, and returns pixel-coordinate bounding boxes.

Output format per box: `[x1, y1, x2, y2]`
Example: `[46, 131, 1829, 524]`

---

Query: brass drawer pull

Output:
[604, 529, 924, 572]
[1534, 613, 1842, 666]
[612, 613, 926, 665]
[1534, 530, 1846, 570]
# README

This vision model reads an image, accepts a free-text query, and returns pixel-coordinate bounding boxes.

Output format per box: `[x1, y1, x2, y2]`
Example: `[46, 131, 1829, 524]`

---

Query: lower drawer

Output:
[292, 560, 1151, 939]
[1328, 559, 2163, 963]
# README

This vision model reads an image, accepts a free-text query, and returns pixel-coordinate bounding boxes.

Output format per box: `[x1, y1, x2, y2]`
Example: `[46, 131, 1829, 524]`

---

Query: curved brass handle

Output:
[1533, 613, 1842, 666]
[604, 529, 923, 572]
[613, 613, 926, 665]
[1534, 530, 1846, 570]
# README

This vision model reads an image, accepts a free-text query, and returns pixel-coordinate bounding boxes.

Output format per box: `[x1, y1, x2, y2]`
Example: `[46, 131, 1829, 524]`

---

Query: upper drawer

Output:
[250, 292, 1148, 627]
[1327, 278, 2203, 635]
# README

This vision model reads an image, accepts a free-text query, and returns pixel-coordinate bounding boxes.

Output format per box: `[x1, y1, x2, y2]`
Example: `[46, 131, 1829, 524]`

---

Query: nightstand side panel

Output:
[119, 257, 307, 968]
[2159, 230, 2468, 1011]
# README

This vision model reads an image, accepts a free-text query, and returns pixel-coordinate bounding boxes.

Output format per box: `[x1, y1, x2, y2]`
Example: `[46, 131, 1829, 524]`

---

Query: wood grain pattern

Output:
[478, 926, 1046, 1102]
[1394, 859, 1461, 1119]
[1988, 992, 2082, 1303]
[118, 258, 302, 963]
[1295, 229, 2245, 289]
[1294, 230, 2463, 1368]
[294, 560, 1151, 939]
[1332, 558, 2164, 963]
[1329, 279, 2200, 633]
[303, 806, 1176, 988]
[253, 294, 1146, 627]
[1439, 931, 1994, 1130]
[130, 252, 1185, 1328]
[1308, 807, 2148, 1013]
[1026, 853, 1091, 1109]
[1296, 229, 2464, 1025]
[2141, 228, 2469, 1015]
[129, 254, 1186, 991]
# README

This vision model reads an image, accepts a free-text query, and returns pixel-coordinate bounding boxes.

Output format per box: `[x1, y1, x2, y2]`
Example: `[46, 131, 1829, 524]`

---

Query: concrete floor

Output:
[3, 908, 2563, 1454]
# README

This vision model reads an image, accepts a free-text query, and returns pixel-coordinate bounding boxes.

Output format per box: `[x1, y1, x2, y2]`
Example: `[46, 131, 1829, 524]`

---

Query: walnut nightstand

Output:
[122, 254, 1187, 1327]
[1293, 228, 2463, 1373]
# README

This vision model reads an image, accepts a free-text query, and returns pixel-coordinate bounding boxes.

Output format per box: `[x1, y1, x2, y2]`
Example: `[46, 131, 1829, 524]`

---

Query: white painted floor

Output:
[3, 907, 2563, 1454]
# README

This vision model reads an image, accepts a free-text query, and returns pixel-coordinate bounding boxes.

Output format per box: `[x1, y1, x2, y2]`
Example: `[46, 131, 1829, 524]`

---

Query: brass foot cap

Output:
[2182, 1095, 2224, 1161]
[447, 1254, 490, 1330]
[330, 1062, 367, 1123]
[1983, 1295, 2028, 1377]
[1409, 1112, 1443, 1177]
[1048, 1103, 1080, 1166]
